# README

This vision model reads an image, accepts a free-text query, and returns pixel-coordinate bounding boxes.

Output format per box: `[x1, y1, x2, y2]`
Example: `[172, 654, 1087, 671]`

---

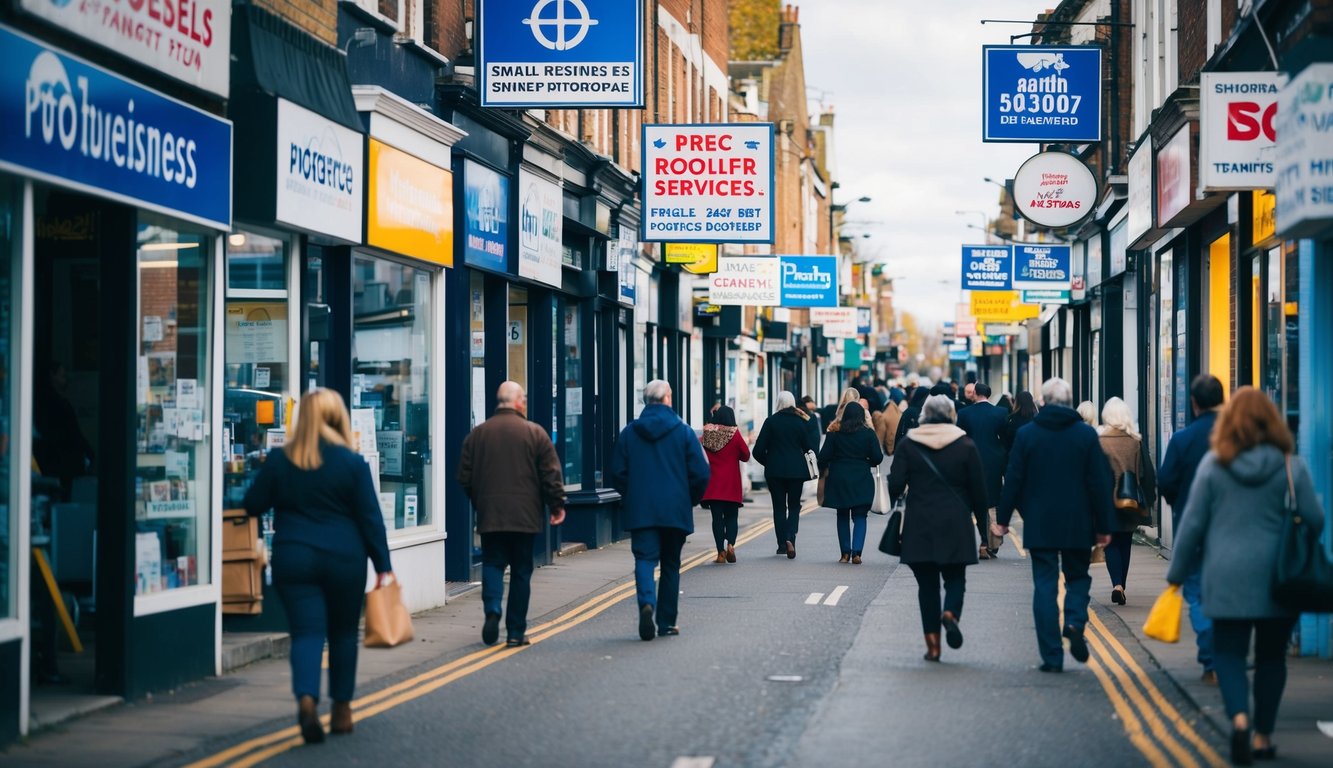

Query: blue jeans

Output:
[630, 527, 687, 630]
[481, 532, 536, 641]
[1029, 548, 1092, 668]
[273, 541, 366, 702]
[1173, 509, 1214, 671]
[836, 506, 870, 554]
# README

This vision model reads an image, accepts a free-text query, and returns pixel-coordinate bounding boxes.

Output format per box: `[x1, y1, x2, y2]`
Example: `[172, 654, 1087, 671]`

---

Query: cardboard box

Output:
[222, 509, 258, 560]
[222, 558, 263, 603]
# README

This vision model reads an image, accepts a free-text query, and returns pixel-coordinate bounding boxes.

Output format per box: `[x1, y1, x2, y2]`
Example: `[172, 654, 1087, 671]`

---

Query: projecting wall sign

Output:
[1011, 151, 1098, 229]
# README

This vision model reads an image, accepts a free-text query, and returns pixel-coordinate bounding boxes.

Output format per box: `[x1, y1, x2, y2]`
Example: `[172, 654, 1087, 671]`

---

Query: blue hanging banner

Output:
[960, 245, 1013, 291]
[983, 45, 1101, 143]
[463, 160, 510, 272]
[1011, 243, 1073, 291]
[778, 255, 837, 307]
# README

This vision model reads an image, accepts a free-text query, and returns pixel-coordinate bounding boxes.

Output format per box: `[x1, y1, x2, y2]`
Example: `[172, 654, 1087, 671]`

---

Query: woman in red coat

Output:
[700, 406, 750, 563]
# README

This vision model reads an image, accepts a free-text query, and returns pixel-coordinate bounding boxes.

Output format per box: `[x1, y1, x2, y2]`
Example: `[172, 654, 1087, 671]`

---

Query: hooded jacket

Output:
[611, 404, 711, 532]
[700, 425, 750, 505]
[752, 408, 818, 480]
[888, 424, 989, 565]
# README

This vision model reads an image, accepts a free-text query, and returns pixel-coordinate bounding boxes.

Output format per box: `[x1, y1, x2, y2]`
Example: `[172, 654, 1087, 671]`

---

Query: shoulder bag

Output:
[878, 493, 906, 556]
[870, 466, 891, 515]
[1273, 456, 1333, 613]
[803, 449, 819, 481]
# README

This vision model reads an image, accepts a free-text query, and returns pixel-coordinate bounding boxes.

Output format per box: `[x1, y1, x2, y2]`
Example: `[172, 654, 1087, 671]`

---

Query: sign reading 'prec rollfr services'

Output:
[642, 123, 774, 243]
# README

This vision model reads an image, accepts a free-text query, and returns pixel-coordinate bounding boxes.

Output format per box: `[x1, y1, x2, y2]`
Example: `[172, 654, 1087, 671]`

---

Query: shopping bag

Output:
[803, 450, 819, 480]
[364, 578, 414, 648]
[1142, 585, 1182, 644]
[870, 467, 891, 515]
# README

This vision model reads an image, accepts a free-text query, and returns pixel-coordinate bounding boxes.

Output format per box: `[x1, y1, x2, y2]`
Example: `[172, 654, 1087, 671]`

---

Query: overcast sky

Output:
[801, 1, 1056, 330]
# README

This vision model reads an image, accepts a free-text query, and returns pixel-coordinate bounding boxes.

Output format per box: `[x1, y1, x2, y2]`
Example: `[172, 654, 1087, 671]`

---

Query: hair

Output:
[996, 393, 1013, 413]
[1076, 400, 1098, 427]
[831, 387, 860, 424]
[839, 401, 867, 433]
[907, 387, 930, 410]
[1014, 391, 1038, 419]
[1212, 387, 1293, 465]
[774, 390, 797, 412]
[800, 395, 816, 406]
[709, 405, 737, 427]
[975, 382, 992, 399]
[922, 394, 957, 424]
[286, 388, 355, 471]
[1191, 373, 1226, 411]
[1040, 377, 1073, 408]
[644, 379, 671, 405]
[1100, 397, 1140, 440]
[929, 381, 952, 397]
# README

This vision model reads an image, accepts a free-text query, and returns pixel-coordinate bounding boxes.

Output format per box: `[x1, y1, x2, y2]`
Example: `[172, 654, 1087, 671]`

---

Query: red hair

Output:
[1211, 387, 1293, 465]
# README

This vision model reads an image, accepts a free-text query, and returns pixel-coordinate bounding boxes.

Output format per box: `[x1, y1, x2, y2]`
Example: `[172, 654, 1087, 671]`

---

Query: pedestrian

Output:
[800, 394, 823, 446]
[893, 387, 930, 450]
[1166, 387, 1322, 765]
[1098, 396, 1156, 606]
[890, 395, 990, 660]
[827, 387, 873, 431]
[993, 378, 1115, 672]
[752, 390, 818, 559]
[817, 402, 884, 564]
[1001, 390, 1038, 453]
[243, 388, 393, 743]
[1076, 400, 1098, 428]
[457, 381, 567, 648]
[1158, 373, 1226, 685]
[995, 392, 1013, 414]
[610, 380, 710, 640]
[699, 405, 750, 563]
[956, 381, 1008, 560]
[873, 387, 902, 457]
[960, 381, 976, 410]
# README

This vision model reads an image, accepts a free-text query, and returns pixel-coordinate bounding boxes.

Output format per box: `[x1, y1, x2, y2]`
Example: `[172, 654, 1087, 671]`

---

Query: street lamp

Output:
[955, 210, 990, 241]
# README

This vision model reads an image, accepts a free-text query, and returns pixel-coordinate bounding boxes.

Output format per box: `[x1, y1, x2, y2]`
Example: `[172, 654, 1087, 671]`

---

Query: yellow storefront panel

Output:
[665, 242, 717, 266]
[1208, 233, 1231, 386]
[969, 290, 1039, 321]
[368, 139, 454, 266]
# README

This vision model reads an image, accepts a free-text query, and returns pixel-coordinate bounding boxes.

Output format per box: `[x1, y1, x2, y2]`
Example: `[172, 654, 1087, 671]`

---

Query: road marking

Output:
[1086, 655, 1173, 768]
[805, 593, 824, 605]
[671, 757, 716, 768]
[824, 585, 849, 606]
[1085, 629, 1197, 766]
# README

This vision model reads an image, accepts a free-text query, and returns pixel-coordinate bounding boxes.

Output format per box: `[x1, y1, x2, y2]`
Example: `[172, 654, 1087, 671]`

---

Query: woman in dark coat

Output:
[889, 395, 990, 662]
[700, 406, 750, 563]
[752, 391, 818, 558]
[892, 387, 930, 451]
[817, 402, 884, 564]
[1002, 390, 1038, 452]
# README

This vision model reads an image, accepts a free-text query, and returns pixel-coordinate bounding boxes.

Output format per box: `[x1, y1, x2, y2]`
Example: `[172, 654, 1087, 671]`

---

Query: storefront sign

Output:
[955, 317, 978, 338]
[1126, 141, 1154, 246]
[367, 140, 453, 266]
[1200, 72, 1284, 191]
[778, 255, 837, 307]
[1156, 125, 1192, 227]
[982, 45, 1101, 143]
[811, 307, 858, 339]
[681, 246, 719, 274]
[1021, 289, 1070, 304]
[856, 307, 872, 334]
[19, 0, 230, 98]
[1252, 190, 1276, 245]
[464, 160, 510, 271]
[0, 25, 232, 229]
[1011, 243, 1072, 291]
[960, 245, 1012, 290]
[615, 231, 636, 304]
[641, 123, 774, 243]
[477, 0, 643, 107]
[1012, 151, 1098, 228]
[1275, 63, 1333, 238]
[970, 290, 1039, 321]
[665, 242, 716, 265]
[275, 99, 362, 243]
[708, 257, 779, 306]
[518, 170, 562, 286]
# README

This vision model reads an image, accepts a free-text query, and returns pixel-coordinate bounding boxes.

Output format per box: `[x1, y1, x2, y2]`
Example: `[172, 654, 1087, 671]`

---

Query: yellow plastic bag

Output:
[1143, 585, 1183, 643]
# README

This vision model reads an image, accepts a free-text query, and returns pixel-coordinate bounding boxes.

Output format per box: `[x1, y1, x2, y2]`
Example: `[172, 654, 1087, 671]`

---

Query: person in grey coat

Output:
[1166, 388, 1322, 765]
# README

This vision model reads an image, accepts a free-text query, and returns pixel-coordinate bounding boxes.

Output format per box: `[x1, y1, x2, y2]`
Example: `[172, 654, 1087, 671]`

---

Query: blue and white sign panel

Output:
[961, 245, 1012, 291]
[463, 160, 510, 272]
[983, 45, 1101, 143]
[0, 24, 232, 230]
[779, 256, 837, 307]
[478, 0, 643, 108]
[1011, 243, 1072, 292]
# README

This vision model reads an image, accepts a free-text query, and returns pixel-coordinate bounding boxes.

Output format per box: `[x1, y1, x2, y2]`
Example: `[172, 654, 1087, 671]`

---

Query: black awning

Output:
[231, 4, 361, 131]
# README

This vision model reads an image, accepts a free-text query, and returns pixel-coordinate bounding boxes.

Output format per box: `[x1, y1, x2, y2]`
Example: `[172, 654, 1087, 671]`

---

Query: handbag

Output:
[1143, 585, 1182, 643]
[878, 506, 904, 556]
[364, 578, 414, 648]
[870, 466, 891, 515]
[1115, 469, 1146, 511]
[816, 468, 827, 506]
[1273, 456, 1333, 613]
[803, 449, 819, 481]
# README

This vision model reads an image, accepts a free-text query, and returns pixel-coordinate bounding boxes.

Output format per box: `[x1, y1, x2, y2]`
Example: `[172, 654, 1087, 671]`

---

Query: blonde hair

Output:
[286, 388, 355, 470]
[1076, 400, 1098, 427]
[831, 387, 872, 429]
[1100, 397, 1140, 441]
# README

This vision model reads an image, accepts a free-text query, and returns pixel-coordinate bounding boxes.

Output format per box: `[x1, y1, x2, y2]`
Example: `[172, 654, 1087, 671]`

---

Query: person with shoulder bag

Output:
[699, 406, 750, 563]
[752, 391, 818, 559]
[1098, 397, 1156, 606]
[818, 402, 884, 564]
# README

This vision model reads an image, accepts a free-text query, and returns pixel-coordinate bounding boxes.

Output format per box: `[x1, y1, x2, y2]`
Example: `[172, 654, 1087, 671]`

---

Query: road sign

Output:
[642, 123, 775, 243]
[983, 45, 1101, 143]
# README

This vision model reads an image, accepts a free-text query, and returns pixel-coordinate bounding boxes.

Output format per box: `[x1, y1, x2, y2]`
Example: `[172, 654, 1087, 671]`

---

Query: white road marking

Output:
[805, 593, 824, 605]
[766, 675, 804, 683]
[824, 585, 850, 606]
[670, 758, 716, 768]
[1318, 721, 1333, 739]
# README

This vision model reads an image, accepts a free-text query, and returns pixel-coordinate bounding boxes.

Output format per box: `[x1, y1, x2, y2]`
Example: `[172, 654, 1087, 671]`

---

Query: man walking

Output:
[956, 382, 1007, 559]
[1158, 374, 1224, 684]
[993, 378, 1115, 672]
[611, 380, 710, 640]
[458, 381, 566, 647]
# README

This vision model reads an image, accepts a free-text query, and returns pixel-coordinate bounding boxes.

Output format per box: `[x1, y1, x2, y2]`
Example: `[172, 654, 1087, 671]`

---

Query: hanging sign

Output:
[708, 257, 779, 306]
[1012, 151, 1098, 229]
[810, 307, 858, 338]
[1011, 243, 1072, 291]
[1022, 289, 1071, 304]
[518, 170, 563, 286]
[665, 242, 717, 264]
[970, 291, 1039, 321]
[641, 123, 775, 243]
[463, 160, 510, 272]
[1275, 63, 1333, 238]
[960, 245, 1012, 290]
[983, 45, 1101, 143]
[1200, 72, 1285, 191]
[778, 255, 837, 307]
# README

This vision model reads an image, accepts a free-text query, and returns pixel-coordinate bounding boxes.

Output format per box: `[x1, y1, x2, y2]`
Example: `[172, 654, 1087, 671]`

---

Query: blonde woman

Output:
[826, 387, 874, 434]
[1076, 400, 1098, 428]
[245, 389, 394, 743]
[1098, 397, 1156, 605]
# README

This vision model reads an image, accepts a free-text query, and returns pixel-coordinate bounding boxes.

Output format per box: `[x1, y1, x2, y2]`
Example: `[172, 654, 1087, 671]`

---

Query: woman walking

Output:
[1099, 397, 1156, 605]
[817, 402, 884, 564]
[1002, 390, 1038, 452]
[888, 395, 989, 661]
[244, 389, 393, 744]
[893, 387, 931, 450]
[1168, 388, 1322, 765]
[753, 391, 818, 559]
[700, 405, 750, 563]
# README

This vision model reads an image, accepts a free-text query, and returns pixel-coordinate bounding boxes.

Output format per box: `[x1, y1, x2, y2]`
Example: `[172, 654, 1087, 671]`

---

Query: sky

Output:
[800, 1, 1057, 330]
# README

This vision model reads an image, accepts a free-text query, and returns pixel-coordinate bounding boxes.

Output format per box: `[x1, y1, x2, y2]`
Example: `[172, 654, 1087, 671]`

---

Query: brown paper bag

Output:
[364, 580, 414, 648]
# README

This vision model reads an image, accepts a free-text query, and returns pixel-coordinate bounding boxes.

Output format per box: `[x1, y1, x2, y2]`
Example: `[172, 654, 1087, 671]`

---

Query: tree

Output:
[730, 0, 781, 61]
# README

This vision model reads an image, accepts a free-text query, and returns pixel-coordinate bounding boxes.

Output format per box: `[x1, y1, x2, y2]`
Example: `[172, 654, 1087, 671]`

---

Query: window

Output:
[562, 301, 583, 488]
[0, 179, 15, 617]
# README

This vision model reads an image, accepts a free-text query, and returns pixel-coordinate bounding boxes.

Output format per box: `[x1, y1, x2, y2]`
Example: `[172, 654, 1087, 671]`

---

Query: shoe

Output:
[482, 612, 501, 646]
[658, 627, 680, 636]
[851, 554, 862, 565]
[298, 695, 324, 744]
[715, 551, 727, 564]
[331, 701, 353, 735]
[839, 553, 850, 564]
[1112, 586, 1126, 605]
[988, 545, 1001, 557]
[725, 545, 736, 563]
[639, 605, 655, 641]
[777, 545, 786, 555]
[1231, 728, 1253, 765]
[923, 633, 941, 662]
[941, 612, 963, 649]
[1251, 745, 1276, 761]
[978, 546, 991, 560]
[505, 636, 531, 647]
[1064, 625, 1089, 663]
[786, 541, 796, 559]
[1201, 670, 1219, 686]
[1039, 663, 1064, 673]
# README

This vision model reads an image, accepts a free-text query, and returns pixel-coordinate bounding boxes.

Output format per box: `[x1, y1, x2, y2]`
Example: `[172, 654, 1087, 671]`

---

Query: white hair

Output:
[1076, 400, 1097, 427]
[922, 394, 957, 424]
[643, 379, 671, 405]
[774, 390, 796, 412]
[1040, 377, 1073, 408]
[1101, 396, 1140, 440]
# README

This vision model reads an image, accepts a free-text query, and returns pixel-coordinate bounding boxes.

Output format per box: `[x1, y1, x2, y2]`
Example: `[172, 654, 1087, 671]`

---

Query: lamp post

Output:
[955, 210, 990, 243]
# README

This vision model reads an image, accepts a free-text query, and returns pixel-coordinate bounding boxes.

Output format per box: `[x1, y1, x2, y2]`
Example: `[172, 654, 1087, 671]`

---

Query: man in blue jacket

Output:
[1157, 373, 1225, 684]
[611, 380, 710, 641]
[994, 377, 1115, 672]
[956, 381, 1009, 559]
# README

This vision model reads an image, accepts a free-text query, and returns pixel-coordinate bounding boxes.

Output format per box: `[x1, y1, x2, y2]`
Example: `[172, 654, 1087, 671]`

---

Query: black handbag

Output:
[1115, 470, 1146, 511]
[878, 508, 903, 556]
[1273, 456, 1333, 613]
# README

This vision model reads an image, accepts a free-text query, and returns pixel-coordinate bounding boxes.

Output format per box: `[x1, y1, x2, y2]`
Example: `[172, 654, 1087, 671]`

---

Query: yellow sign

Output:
[1252, 190, 1276, 246]
[368, 139, 454, 266]
[970, 291, 1039, 321]
[667, 242, 717, 267]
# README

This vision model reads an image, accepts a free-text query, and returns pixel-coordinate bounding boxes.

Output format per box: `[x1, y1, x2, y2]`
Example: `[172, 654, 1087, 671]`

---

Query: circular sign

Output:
[1011, 151, 1099, 229]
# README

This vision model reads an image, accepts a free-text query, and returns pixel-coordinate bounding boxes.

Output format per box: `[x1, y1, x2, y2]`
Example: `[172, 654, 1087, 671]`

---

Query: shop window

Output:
[562, 301, 583, 488]
[0, 180, 15, 618]
[1282, 242, 1300, 437]
[134, 214, 213, 595]
[226, 231, 286, 292]
[508, 286, 528, 391]
[1263, 247, 1283, 405]
[469, 271, 486, 428]
[1206, 234, 1231, 387]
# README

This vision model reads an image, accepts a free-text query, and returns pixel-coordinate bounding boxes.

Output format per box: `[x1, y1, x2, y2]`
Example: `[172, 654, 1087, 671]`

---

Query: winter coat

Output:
[1002, 411, 1034, 452]
[700, 425, 750, 505]
[1158, 410, 1219, 522]
[888, 425, 988, 566]
[752, 408, 818, 481]
[611, 404, 711, 533]
[874, 406, 902, 455]
[955, 401, 1008, 506]
[457, 407, 567, 534]
[1099, 428, 1158, 531]
[893, 406, 923, 451]
[997, 405, 1117, 549]
[816, 426, 884, 509]
[1167, 446, 1323, 619]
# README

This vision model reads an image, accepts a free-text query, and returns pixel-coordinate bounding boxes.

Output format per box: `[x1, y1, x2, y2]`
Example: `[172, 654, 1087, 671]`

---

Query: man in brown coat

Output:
[458, 381, 566, 647]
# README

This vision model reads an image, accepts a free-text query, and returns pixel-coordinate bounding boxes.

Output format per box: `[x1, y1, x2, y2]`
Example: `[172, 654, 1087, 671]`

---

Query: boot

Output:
[714, 551, 727, 563]
[298, 694, 324, 744]
[331, 700, 353, 734]
[923, 633, 942, 662]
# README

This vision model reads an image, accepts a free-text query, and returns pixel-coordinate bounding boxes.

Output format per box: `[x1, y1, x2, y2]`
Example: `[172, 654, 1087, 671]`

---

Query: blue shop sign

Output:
[478, 0, 643, 108]
[983, 45, 1101, 143]
[779, 255, 837, 307]
[463, 160, 510, 272]
[961, 245, 1012, 291]
[0, 25, 231, 230]
[1011, 243, 1072, 292]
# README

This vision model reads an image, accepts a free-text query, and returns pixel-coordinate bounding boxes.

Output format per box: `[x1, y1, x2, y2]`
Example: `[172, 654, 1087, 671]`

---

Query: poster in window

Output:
[225, 302, 289, 364]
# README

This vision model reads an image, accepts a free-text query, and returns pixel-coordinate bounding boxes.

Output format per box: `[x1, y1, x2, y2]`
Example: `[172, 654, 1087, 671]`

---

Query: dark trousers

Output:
[273, 541, 366, 702]
[631, 527, 688, 630]
[481, 532, 536, 641]
[1172, 509, 1214, 671]
[709, 501, 740, 551]
[1104, 531, 1134, 587]
[767, 477, 805, 546]
[908, 563, 967, 634]
[1214, 618, 1296, 734]
[1029, 548, 1092, 667]
[835, 506, 870, 554]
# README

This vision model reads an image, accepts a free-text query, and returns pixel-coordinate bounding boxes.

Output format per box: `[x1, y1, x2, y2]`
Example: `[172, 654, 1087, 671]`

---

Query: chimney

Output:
[779, 4, 799, 54]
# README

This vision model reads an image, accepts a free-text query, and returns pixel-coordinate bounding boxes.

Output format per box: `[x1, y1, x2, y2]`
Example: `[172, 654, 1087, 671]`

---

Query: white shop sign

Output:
[1012, 151, 1098, 229]
[517, 170, 563, 286]
[275, 99, 363, 242]
[1275, 64, 1333, 238]
[1200, 72, 1285, 191]
[641, 123, 775, 243]
[708, 257, 780, 306]
[810, 307, 858, 338]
